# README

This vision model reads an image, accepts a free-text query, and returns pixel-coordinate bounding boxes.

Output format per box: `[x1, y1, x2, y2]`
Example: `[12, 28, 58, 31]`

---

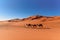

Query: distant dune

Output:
[0, 15, 60, 28]
[7, 15, 60, 22]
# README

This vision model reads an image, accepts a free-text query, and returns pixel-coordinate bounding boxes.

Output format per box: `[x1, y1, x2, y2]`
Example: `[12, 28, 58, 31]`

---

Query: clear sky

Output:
[0, 0, 60, 20]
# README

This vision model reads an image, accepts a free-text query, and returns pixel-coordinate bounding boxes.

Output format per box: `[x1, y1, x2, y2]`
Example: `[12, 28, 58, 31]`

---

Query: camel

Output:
[25, 24, 32, 28]
[25, 24, 43, 29]
[37, 24, 43, 28]
[25, 24, 36, 28]
[32, 24, 37, 28]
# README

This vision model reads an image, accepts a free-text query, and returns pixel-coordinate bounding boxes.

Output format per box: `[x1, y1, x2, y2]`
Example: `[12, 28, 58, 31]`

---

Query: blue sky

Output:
[0, 0, 60, 20]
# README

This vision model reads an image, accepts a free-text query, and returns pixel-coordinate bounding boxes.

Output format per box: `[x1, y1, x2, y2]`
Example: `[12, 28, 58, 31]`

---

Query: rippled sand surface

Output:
[0, 27, 60, 40]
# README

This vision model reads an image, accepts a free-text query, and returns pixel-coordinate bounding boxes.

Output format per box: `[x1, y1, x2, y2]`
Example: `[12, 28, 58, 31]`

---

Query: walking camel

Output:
[25, 24, 43, 28]
[25, 24, 32, 28]
[37, 24, 43, 28]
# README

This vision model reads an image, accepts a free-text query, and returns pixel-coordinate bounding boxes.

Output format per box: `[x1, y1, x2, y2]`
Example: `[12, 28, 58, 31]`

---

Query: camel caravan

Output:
[25, 24, 43, 29]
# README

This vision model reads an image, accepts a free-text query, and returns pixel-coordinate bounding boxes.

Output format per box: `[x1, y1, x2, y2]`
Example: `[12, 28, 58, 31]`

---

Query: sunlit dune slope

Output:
[0, 15, 60, 40]
[0, 15, 60, 28]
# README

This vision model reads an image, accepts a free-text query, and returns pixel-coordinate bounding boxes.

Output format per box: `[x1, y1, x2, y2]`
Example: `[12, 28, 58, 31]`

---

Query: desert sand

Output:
[0, 15, 60, 40]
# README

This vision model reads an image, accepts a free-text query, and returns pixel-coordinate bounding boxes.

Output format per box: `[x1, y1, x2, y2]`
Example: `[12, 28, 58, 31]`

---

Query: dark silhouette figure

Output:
[32, 24, 37, 28]
[25, 24, 43, 29]
[8, 20, 11, 22]
[25, 24, 32, 28]
[37, 24, 43, 28]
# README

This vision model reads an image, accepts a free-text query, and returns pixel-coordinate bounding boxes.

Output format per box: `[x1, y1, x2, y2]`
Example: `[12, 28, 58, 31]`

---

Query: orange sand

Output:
[0, 16, 60, 40]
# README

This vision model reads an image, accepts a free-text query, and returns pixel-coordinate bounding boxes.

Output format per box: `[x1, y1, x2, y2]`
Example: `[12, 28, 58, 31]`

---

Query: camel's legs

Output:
[37, 26, 40, 28]
[25, 25, 28, 28]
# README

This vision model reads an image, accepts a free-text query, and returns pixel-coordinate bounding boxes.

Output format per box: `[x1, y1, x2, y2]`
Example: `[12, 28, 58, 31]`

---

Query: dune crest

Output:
[7, 15, 60, 22]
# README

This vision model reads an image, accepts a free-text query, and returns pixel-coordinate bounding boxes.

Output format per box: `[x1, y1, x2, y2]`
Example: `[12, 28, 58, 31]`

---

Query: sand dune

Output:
[0, 15, 60, 40]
